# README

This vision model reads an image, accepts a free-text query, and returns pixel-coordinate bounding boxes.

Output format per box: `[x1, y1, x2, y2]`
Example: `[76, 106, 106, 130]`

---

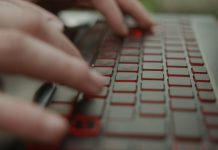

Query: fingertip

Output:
[140, 15, 155, 29]
[121, 25, 129, 36]
[41, 113, 69, 143]
[88, 70, 106, 94]
[90, 70, 106, 87]
[47, 19, 64, 32]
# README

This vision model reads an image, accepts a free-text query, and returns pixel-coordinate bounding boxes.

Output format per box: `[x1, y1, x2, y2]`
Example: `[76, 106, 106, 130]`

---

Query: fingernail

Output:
[90, 70, 106, 88]
[42, 114, 68, 142]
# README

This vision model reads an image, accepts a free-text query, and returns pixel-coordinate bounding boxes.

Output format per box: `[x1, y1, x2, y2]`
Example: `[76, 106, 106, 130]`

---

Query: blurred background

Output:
[140, 0, 218, 16]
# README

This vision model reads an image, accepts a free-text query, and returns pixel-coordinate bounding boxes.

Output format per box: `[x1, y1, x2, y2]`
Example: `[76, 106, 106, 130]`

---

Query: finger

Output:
[0, 1, 81, 58]
[10, 0, 64, 31]
[0, 30, 105, 94]
[92, 0, 129, 36]
[117, 0, 154, 29]
[0, 93, 68, 143]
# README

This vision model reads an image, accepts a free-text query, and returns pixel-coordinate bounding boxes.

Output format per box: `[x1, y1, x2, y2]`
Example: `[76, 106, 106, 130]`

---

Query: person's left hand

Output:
[0, 0, 105, 143]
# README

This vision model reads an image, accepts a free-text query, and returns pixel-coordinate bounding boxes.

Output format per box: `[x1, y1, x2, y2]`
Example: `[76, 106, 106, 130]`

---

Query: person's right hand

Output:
[0, 0, 105, 143]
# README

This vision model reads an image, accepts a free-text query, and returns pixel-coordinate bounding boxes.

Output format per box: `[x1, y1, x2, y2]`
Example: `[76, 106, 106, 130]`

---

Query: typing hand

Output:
[38, 0, 154, 36]
[89, 0, 154, 35]
[0, 0, 105, 143]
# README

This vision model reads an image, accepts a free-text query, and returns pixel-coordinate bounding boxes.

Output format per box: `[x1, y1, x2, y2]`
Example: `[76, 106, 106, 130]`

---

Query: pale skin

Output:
[0, 0, 153, 143]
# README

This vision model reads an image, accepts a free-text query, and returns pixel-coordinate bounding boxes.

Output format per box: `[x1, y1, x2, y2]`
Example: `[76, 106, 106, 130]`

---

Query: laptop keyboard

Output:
[38, 17, 218, 150]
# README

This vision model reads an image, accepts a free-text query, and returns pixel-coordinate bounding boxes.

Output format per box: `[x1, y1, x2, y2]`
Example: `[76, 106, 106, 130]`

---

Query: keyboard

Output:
[29, 16, 218, 150]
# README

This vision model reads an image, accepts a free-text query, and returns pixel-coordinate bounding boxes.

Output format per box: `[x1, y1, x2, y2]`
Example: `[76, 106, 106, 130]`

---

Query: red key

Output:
[129, 28, 143, 39]
[70, 115, 101, 137]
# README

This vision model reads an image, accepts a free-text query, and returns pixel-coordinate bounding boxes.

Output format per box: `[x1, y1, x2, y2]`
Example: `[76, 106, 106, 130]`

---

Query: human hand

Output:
[37, 0, 154, 36]
[0, 0, 105, 143]
[89, 0, 154, 35]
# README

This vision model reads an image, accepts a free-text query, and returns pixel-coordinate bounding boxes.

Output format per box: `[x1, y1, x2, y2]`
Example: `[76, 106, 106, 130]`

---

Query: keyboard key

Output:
[99, 138, 129, 150]
[106, 118, 166, 138]
[188, 52, 202, 58]
[108, 106, 133, 120]
[173, 142, 206, 150]
[97, 52, 117, 59]
[192, 66, 207, 74]
[171, 99, 196, 111]
[95, 59, 115, 67]
[129, 28, 143, 39]
[121, 50, 140, 56]
[169, 87, 194, 98]
[165, 40, 183, 46]
[140, 104, 165, 117]
[196, 82, 213, 91]
[143, 63, 163, 71]
[145, 36, 162, 41]
[205, 116, 218, 128]
[142, 71, 164, 80]
[165, 46, 184, 52]
[115, 73, 137, 82]
[198, 91, 216, 103]
[173, 112, 201, 140]
[166, 52, 186, 59]
[208, 129, 218, 142]
[143, 48, 162, 55]
[141, 81, 164, 91]
[185, 37, 197, 43]
[113, 82, 137, 93]
[143, 55, 163, 62]
[168, 77, 191, 87]
[75, 99, 105, 118]
[70, 116, 101, 137]
[168, 68, 189, 77]
[202, 104, 218, 115]
[123, 43, 139, 48]
[111, 93, 135, 106]
[167, 59, 187, 68]
[86, 87, 108, 99]
[117, 64, 138, 72]
[187, 46, 200, 52]
[100, 138, 166, 150]
[194, 74, 210, 82]
[48, 103, 73, 115]
[52, 85, 78, 103]
[190, 58, 204, 66]
[144, 43, 162, 48]
[94, 67, 113, 76]
[141, 92, 165, 103]
[120, 56, 139, 64]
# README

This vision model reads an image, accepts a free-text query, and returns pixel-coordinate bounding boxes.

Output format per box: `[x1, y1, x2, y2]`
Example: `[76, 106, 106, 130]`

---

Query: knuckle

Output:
[0, 30, 27, 56]
[20, 10, 44, 35]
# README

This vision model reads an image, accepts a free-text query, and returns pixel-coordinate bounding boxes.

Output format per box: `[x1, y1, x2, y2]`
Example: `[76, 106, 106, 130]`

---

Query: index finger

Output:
[0, 30, 106, 95]
[117, 0, 154, 29]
